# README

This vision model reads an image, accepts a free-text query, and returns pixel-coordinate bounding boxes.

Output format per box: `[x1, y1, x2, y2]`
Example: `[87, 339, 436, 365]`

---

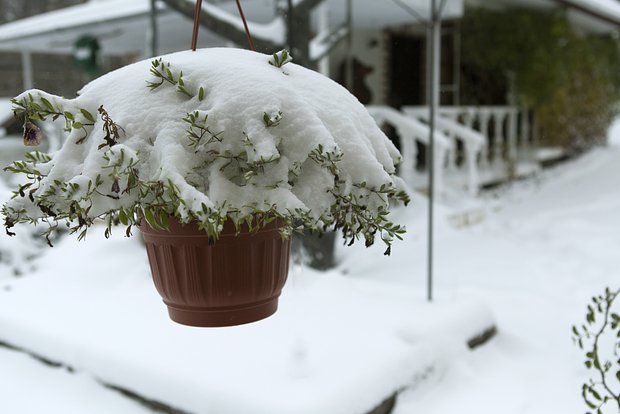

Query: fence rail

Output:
[368, 105, 537, 194]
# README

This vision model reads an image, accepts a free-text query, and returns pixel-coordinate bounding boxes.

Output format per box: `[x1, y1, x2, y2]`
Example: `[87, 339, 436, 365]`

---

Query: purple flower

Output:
[111, 179, 120, 194]
[23, 121, 43, 146]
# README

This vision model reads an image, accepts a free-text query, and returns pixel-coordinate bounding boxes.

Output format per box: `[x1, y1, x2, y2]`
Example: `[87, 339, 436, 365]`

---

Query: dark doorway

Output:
[388, 34, 425, 108]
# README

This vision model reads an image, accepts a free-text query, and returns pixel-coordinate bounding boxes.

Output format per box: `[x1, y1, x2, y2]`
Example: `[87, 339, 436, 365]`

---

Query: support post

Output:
[21, 49, 33, 90]
[146, 0, 159, 57]
[317, 1, 330, 76]
[426, 0, 442, 302]
[345, 0, 353, 90]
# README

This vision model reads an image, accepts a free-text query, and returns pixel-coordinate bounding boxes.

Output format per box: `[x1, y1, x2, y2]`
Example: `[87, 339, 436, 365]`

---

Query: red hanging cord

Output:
[235, 0, 256, 51]
[191, 0, 255, 52]
[191, 0, 203, 51]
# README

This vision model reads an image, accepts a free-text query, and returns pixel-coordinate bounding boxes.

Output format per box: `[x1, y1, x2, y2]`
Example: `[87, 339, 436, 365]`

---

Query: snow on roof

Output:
[0, 0, 463, 55]
[558, 0, 620, 30]
[0, 0, 239, 55]
[563, 0, 620, 18]
[485, 0, 620, 31]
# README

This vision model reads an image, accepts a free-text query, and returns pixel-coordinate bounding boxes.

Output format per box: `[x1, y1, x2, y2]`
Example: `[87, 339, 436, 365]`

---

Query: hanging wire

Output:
[191, 0, 256, 51]
[191, 0, 203, 51]
[235, 0, 256, 51]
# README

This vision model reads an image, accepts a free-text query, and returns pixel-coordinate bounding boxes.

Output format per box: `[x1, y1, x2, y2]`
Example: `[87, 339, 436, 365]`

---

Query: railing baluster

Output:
[507, 108, 518, 162]
[478, 110, 490, 167]
[493, 110, 505, 164]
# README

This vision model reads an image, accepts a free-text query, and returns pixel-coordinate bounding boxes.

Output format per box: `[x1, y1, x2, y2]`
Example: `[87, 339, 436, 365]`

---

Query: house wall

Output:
[0, 0, 130, 99]
[328, 24, 459, 108]
[0, 52, 132, 99]
[328, 27, 389, 106]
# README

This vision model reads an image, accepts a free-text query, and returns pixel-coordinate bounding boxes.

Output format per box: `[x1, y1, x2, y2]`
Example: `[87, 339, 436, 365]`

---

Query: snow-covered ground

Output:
[0, 347, 151, 414]
[0, 124, 619, 412]
[392, 124, 620, 414]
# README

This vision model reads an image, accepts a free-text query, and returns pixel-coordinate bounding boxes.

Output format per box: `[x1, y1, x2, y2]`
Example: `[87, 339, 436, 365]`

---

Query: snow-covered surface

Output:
[0, 0, 226, 55]
[8, 48, 403, 234]
[536, 146, 566, 162]
[1, 0, 619, 57]
[0, 97, 12, 126]
[1, 125, 619, 412]
[0, 236, 492, 413]
[483, 0, 620, 31]
[573, 0, 620, 16]
[367, 106, 451, 148]
[392, 126, 620, 413]
[0, 0, 463, 54]
[0, 347, 151, 414]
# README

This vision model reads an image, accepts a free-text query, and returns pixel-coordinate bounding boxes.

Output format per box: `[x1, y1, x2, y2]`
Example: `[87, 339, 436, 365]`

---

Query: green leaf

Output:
[40, 97, 54, 111]
[588, 387, 601, 401]
[80, 108, 95, 123]
[63, 111, 74, 121]
[143, 208, 159, 229]
[72, 121, 83, 129]
[118, 208, 128, 226]
[198, 86, 205, 101]
[585, 398, 597, 409]
[158, 210, 169, 229]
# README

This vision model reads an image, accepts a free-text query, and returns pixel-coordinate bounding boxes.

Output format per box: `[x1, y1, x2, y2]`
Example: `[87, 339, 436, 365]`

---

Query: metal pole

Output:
[286, 0, 293, 50]
[21, 50, 33, 90]
[147, 0, 158, 57]
[345, 0, 353, 91]
[317, 1, 330, 76]
[426, 0, 441, 302]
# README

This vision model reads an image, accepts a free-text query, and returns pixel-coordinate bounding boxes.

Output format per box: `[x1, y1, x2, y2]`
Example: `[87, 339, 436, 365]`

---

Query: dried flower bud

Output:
[111, 179, 120, 194]
[23, 121, 42, 146]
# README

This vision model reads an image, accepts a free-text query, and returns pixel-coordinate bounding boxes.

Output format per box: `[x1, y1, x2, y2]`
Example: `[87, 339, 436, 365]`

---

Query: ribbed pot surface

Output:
[140, 218, 291, 327]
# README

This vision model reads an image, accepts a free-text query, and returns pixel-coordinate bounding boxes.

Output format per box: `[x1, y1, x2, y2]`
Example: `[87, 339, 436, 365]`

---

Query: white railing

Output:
[366, 106, 450, 195]
[404, 108, 484, 194]
[368, 105, 534, 194]
[406, 106, 533, 165]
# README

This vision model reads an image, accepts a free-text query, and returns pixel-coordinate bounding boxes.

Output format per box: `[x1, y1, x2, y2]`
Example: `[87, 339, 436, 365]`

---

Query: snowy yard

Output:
[0, 124, 619, 412]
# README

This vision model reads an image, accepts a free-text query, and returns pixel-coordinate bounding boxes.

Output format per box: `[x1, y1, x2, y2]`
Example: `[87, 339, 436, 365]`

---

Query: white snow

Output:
[391, 135, 620, 413]
[536, 146, 566, 162]
[0, 347, 151, 414]
[6, 48, 403, 238]
[0, 0, 162, 45]
[1, 126, 619, 412]
[0, 221, 493, 414]
[201, 0, 286, 44]
[0, 97, 12, 126]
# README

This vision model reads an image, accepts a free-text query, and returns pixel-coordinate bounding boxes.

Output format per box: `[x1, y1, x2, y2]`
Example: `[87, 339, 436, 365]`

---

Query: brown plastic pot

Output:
[140, 218, 291, 327]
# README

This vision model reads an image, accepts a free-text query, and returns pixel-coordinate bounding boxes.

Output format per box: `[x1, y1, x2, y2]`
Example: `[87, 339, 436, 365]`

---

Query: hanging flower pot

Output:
[2, 48, 409, 327]
[141, 217, 290, 327]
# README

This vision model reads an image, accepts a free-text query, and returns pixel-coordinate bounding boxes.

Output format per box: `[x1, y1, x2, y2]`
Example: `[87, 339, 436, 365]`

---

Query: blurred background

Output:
[0, 1, 619, 413]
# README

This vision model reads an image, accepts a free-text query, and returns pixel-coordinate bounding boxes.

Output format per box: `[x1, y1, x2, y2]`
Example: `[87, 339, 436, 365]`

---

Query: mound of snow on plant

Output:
[4, 48, 407, 250]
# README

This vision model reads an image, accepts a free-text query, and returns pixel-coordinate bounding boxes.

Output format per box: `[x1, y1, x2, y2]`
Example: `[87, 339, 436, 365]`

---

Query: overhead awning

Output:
[0, 0, 464, 56]
[492, 0, 620, 32]
[554, 0, 620, 30]
[0, 0, 229, 55]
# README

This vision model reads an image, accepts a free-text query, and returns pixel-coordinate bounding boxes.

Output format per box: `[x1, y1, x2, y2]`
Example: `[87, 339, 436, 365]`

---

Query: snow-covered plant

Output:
[572, 287, 620, 413]
[2, 48, 409, 254]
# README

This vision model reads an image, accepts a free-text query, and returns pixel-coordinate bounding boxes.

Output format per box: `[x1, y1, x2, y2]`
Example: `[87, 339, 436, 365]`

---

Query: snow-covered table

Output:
[0, 228, 493, 414]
